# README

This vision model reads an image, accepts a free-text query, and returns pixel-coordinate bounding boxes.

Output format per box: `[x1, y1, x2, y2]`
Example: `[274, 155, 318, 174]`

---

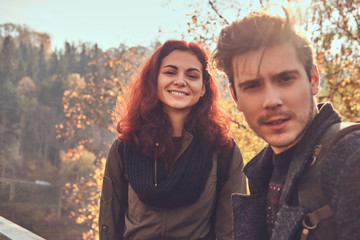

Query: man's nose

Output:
[262, 85, 282, 109]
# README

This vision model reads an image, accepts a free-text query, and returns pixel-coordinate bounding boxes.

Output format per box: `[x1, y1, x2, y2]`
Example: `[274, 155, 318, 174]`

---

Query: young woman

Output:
[99, 40, 246, 240]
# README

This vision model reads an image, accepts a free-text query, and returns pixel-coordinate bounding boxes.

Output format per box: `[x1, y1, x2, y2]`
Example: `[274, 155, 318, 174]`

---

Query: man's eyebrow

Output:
[237, 70, 300, 87]
[274, 70, 300, 79]
[237, 78, 261, 88]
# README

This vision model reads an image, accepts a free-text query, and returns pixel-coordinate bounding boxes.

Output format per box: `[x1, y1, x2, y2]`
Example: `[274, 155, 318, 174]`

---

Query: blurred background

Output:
[0, 0, 359, 239]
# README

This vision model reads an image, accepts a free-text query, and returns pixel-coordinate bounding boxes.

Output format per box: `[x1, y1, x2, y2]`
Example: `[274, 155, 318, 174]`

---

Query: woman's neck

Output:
[166, 109, 189, 137]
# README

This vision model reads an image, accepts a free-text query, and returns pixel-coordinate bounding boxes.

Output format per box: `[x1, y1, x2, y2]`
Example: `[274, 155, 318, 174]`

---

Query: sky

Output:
[0, 0, 312, 51]
[0, 0, 200, 50]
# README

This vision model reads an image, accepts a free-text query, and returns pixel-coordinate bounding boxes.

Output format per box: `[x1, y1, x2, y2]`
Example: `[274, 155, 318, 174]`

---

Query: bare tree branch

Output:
[208, 0, 229, 25]
[230, 119, 247, 130]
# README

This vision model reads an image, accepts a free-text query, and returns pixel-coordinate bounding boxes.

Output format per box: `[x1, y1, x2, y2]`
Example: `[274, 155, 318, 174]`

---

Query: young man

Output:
[213, 11, 360, 240]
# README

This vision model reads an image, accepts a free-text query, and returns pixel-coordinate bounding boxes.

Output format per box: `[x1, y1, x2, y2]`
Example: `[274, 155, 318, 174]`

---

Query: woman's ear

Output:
[200, 84, 206, 97]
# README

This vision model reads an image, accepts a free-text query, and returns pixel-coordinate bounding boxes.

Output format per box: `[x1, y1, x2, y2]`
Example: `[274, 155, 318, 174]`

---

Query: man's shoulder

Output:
[322, 123, 360, 190]
[326, 127, 360, 164]
[326, 122, 360, 159]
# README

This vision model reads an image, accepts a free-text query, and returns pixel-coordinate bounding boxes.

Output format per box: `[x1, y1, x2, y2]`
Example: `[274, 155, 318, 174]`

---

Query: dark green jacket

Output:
[99, 130, 247, 240]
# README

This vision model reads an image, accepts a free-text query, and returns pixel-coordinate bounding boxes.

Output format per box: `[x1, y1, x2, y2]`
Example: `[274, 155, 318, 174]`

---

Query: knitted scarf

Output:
[123, 136, 213, 208]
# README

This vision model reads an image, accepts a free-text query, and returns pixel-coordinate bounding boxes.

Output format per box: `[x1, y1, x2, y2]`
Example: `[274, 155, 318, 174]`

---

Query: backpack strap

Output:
[216, 138, 236, 193]
[120, 141, 129, 204]
[208, 138, 236, 239]
[298, 122, 360, 240]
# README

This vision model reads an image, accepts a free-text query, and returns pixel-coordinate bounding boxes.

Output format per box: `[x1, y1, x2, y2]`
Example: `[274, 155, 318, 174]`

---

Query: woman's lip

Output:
[168, 90, 189, 96]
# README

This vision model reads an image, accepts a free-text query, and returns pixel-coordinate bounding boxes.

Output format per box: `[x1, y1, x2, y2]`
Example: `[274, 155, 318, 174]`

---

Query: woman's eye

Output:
[187, 72, 200, 79]
[165, 71, 176, 75]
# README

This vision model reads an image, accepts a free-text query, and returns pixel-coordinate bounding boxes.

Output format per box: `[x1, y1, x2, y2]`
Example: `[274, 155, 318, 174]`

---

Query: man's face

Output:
[231, 43, 319, 154]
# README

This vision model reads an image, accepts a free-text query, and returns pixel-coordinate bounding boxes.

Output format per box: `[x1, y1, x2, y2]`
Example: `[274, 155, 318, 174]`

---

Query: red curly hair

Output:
[116, 40, 231, 158]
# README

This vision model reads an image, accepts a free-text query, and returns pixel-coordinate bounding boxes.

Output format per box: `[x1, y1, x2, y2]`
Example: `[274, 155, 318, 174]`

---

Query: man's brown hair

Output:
[213, 9, 314, 95]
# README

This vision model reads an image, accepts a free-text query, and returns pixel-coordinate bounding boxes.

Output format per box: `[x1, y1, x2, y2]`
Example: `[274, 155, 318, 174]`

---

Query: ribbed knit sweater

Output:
[266, 147, 295, 238]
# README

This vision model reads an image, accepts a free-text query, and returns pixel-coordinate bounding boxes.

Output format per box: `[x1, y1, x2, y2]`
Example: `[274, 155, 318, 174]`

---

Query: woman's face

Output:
[157, 50, 205, 116]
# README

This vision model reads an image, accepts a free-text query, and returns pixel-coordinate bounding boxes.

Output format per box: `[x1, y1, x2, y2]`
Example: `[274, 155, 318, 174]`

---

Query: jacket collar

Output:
[243, 145, 274, 194]
[234, 102, 341, 239]
[243, 102, 341, 202]
[177, 129, 193, 160]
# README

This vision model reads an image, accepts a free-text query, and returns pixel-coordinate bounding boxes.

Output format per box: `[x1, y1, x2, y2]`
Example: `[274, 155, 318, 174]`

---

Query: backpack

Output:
[298, 122, 360, 240]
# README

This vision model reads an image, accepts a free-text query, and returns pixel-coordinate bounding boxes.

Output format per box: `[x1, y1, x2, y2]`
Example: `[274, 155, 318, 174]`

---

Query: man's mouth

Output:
[265, 118, 289, 125]
[260, 117, 290, 131]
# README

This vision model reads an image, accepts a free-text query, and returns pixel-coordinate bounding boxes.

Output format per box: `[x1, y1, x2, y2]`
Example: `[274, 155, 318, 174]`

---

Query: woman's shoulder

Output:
[110, 138, 123, 149]
[107, 138, 125, 160]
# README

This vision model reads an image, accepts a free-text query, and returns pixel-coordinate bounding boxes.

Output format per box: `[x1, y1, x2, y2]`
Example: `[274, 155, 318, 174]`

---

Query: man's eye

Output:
[243, 83, 260, 90]
[280, 76, 295, 82]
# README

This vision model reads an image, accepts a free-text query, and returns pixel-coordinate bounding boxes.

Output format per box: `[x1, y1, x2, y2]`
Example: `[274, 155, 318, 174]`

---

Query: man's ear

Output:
[230, 86, 242, 111]
[311, 65, 320, 95]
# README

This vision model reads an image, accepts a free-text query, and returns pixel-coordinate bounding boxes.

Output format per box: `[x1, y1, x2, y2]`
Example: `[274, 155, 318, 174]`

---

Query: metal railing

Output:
[0, 216, 45, 240]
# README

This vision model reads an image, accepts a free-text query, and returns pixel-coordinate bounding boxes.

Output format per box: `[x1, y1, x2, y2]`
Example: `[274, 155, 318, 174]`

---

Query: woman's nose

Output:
[173, 74, 186, 87]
